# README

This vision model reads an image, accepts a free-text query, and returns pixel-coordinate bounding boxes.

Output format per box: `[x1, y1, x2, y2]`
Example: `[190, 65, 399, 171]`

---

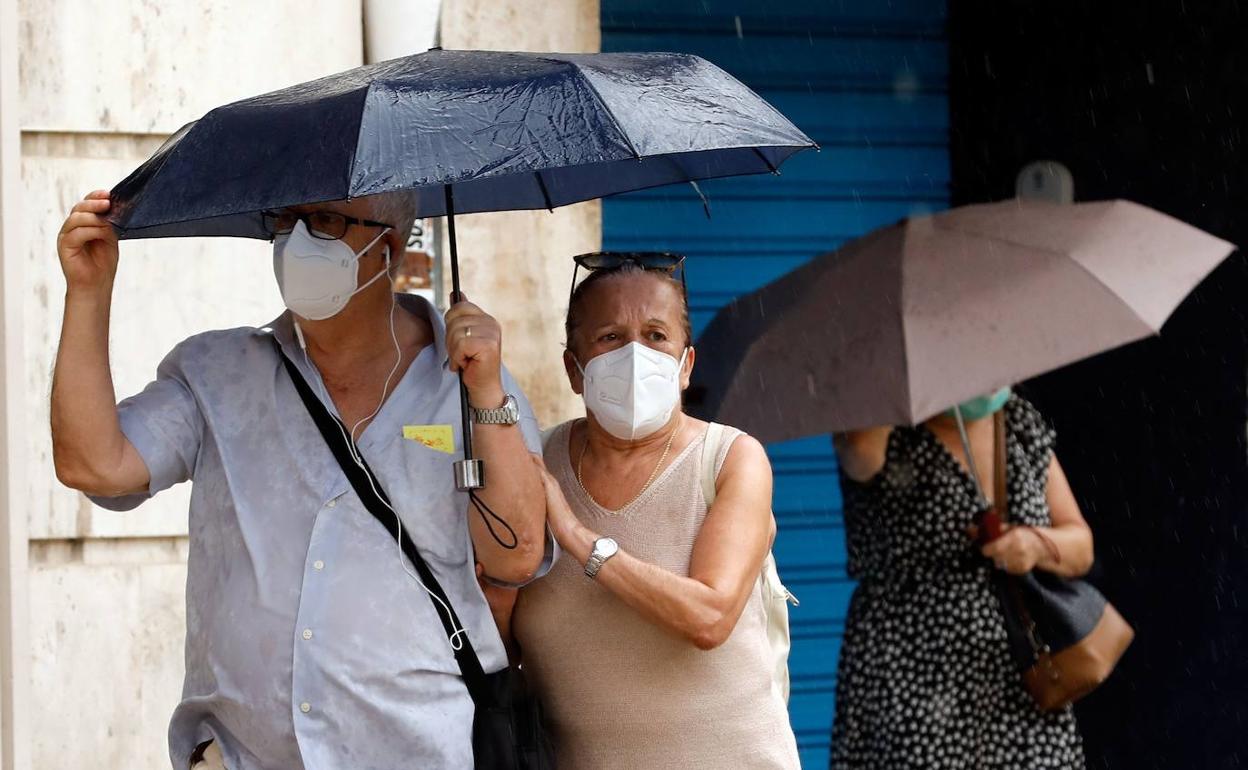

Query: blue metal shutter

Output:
[601, 3, 949, 766]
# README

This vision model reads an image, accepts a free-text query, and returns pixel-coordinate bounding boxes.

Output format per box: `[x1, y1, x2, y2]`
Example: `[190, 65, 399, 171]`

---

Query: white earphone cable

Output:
[293, 248, 469, 651]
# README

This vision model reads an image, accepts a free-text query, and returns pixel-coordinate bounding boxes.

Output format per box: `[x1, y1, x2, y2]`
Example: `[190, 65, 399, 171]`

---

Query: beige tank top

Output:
[513, 421, 800, 770]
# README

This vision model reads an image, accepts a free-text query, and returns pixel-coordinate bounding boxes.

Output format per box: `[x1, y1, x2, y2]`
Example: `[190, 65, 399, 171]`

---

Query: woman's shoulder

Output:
[698, 418, 744, 442]
[696, 419, 769, 479]
[540, 419, 579, 456]
[701, 419, 759, 453]
[1006, 393, 1057, 451]
[834, 425, 907, 484]
[1005, 392, 1045, 425]
[543, 419, 578, 438]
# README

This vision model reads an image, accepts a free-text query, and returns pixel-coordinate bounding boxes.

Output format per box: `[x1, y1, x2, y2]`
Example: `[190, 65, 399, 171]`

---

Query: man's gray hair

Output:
[365, 191, 419, 232]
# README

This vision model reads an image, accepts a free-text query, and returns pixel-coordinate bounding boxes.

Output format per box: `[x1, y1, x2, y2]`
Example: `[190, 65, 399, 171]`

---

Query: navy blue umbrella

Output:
[109, 49, 813, 239]
[107, 47, 813, 505]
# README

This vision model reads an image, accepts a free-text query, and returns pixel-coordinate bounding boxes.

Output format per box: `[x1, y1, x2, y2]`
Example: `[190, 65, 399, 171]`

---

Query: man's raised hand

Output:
[57, 190, 120, 293]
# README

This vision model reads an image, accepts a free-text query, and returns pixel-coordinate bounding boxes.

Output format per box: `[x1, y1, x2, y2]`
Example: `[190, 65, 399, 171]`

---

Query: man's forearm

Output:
[467, 404, 546, 583]
[51, 287, 139, 491]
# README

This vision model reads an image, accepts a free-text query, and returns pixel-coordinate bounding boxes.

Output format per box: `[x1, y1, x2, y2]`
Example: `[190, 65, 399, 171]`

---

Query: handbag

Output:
[984, 409, 1134, 712]
[700, 422, 798, 703]
[274, 339, 555, 769]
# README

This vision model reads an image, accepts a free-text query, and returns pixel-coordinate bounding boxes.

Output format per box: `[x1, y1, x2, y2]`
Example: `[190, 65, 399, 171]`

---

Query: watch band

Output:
[470, 394, 519, 425]
[584, 553, 607, 579]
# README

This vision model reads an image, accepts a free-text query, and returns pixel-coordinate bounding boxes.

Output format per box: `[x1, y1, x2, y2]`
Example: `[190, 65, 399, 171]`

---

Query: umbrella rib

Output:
[343, 85, 377, 200]
[570, 67, 643, 160]
[534, 171, 555, 211]
[895, 246, 916, 425]
[689, 181, 711, 219]
[1057, 248, 1156, 331]
[751, 148, 780, 174]
[110, 121, 196, 229]
[932, 222, 1156, 332]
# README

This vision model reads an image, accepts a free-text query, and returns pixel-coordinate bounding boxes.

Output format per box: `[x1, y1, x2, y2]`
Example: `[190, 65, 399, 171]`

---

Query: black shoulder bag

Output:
[273, 339, 555, 769]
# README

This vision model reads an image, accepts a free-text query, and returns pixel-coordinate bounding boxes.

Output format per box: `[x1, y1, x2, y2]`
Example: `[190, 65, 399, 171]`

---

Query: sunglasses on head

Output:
[569, 251, 688, 299]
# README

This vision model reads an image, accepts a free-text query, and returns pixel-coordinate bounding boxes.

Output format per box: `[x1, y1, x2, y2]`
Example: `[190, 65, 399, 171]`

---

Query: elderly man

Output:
[51, 189, 550, 769]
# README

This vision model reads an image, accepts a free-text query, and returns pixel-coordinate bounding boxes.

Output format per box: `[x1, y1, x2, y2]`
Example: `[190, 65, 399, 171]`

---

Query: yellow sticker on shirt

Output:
[402, 424, 456, 454]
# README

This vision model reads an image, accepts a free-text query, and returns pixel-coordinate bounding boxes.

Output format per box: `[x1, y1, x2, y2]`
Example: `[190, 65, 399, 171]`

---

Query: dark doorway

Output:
[949, 2, 1248, 767]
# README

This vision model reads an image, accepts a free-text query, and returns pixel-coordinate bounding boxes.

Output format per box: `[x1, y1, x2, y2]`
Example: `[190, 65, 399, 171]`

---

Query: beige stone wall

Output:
[4, 0, 602, 767]
[441, 0, 601, 430]
[28, 539, 187, 767]
[13, 1, 364, 767]
[0, 0, 26, 763]
[21, 132, 286, 542]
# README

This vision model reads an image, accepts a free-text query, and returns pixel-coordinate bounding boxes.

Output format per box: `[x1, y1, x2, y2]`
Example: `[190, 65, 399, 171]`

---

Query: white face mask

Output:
[272, 219, 391, 321]
[577, 342, 689, 441]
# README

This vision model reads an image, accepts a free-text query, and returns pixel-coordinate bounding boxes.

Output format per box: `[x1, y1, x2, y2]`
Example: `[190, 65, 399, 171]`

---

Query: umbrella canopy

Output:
[107, 48, 814, 239]
[104, 47, 813, 494]
[691, 199, 1236, 442]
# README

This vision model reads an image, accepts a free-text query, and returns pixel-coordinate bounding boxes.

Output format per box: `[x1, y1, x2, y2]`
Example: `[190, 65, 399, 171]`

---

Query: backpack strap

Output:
[701, 422, 728, 506]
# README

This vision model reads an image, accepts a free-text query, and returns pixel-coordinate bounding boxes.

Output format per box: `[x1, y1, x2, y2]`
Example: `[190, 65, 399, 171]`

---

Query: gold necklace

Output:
[577, 420, 680, 512]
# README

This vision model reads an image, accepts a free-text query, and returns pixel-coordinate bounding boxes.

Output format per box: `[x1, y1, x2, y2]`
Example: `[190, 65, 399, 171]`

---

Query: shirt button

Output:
[300, 702, 311, 714]
[326, 499, 337, 508]
[302, 629, 313, 640]
[313, 560, 324, 571]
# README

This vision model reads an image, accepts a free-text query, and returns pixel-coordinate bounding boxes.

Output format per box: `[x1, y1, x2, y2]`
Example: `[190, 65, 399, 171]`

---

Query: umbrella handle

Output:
[453, 378, 479, 489]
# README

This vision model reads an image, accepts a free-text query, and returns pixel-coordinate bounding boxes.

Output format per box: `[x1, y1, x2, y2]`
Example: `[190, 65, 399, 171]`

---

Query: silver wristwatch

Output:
[469, 394, 520, 426]
[584, 537, 619, 579]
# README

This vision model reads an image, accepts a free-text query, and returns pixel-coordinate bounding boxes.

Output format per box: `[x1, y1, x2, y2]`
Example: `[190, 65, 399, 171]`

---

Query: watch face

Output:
[597, 538, 619, 558]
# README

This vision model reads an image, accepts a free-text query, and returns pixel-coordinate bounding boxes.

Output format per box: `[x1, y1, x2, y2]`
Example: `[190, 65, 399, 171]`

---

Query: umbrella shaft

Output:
[444, 184, 474, 462]
[445, 185, 463, 303]
[953, 405, 988, 508]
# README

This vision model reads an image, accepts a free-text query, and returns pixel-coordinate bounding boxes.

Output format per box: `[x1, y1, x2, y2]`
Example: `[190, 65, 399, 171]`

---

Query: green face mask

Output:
[945, 387, 1012, 422]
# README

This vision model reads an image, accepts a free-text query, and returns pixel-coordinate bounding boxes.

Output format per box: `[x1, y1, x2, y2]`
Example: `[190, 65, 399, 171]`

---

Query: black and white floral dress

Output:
[830, 396, 1085, 769]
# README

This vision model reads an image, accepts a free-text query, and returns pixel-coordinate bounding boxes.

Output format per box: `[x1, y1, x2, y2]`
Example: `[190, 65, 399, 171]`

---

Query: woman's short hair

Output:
[565, 262, 692, 354]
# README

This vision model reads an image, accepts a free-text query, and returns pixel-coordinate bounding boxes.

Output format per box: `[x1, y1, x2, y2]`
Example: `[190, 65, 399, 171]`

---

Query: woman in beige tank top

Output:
[505, 255, 799, 769]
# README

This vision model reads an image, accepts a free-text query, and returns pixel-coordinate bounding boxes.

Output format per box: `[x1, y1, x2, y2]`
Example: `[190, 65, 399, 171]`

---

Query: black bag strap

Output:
[270, 337, 492, 705]
[992, 408, 1049, 657]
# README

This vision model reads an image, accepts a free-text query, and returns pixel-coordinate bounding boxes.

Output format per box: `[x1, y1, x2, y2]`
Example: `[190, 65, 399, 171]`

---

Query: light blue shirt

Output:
[92, 295, 549, 770]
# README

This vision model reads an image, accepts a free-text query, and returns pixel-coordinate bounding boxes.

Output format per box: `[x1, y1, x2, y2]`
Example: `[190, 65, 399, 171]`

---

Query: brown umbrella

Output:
[691, 199, 1236, 442]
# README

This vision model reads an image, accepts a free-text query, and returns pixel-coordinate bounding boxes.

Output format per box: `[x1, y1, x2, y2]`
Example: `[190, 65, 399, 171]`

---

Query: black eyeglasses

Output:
[261, 210, 393, 241]
[569, 251, 688, 299]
